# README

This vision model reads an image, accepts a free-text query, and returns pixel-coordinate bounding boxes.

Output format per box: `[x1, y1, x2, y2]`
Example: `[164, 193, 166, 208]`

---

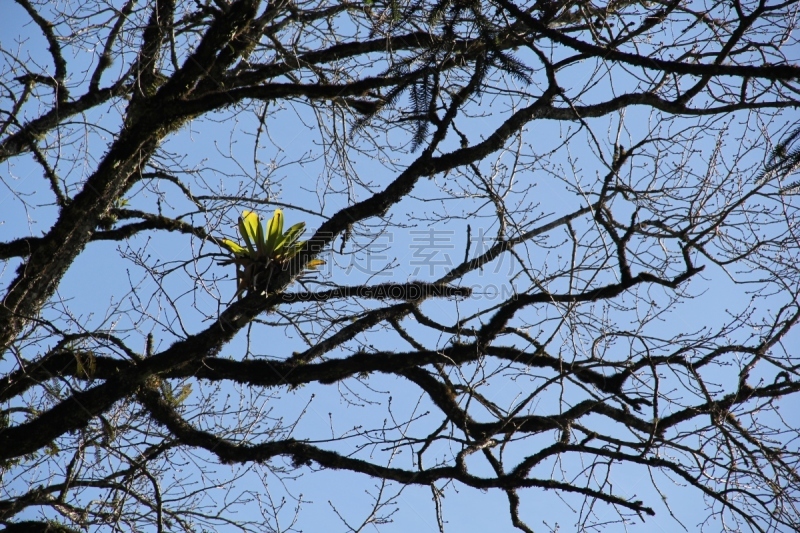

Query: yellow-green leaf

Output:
[239, 211, 260, 254]
[265, 209, 284, 256]
[220, 238, 247, 256]
[306, 258, 325, 269]
[255, 216, 266, 257]
[279, 240, 305, 260]
[278, 222, 305, 250]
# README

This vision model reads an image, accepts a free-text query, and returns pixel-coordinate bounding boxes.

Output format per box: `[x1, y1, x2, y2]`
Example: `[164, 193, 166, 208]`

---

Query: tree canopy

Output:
[1, 0, 800, 531]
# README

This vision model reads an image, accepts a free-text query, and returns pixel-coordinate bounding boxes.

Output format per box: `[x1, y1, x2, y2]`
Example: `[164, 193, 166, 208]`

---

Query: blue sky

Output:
[2, 1, 800, 532]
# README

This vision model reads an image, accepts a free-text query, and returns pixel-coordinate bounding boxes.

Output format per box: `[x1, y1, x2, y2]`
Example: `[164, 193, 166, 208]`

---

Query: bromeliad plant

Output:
[218, 210, 324, 299]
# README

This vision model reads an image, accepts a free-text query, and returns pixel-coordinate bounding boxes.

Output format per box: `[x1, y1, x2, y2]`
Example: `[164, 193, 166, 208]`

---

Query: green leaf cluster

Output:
[218, 210, 324, 298]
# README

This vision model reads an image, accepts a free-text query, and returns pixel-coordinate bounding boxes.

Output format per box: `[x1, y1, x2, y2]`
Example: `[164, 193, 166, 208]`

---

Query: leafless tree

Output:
[1, 0, 800, 531]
